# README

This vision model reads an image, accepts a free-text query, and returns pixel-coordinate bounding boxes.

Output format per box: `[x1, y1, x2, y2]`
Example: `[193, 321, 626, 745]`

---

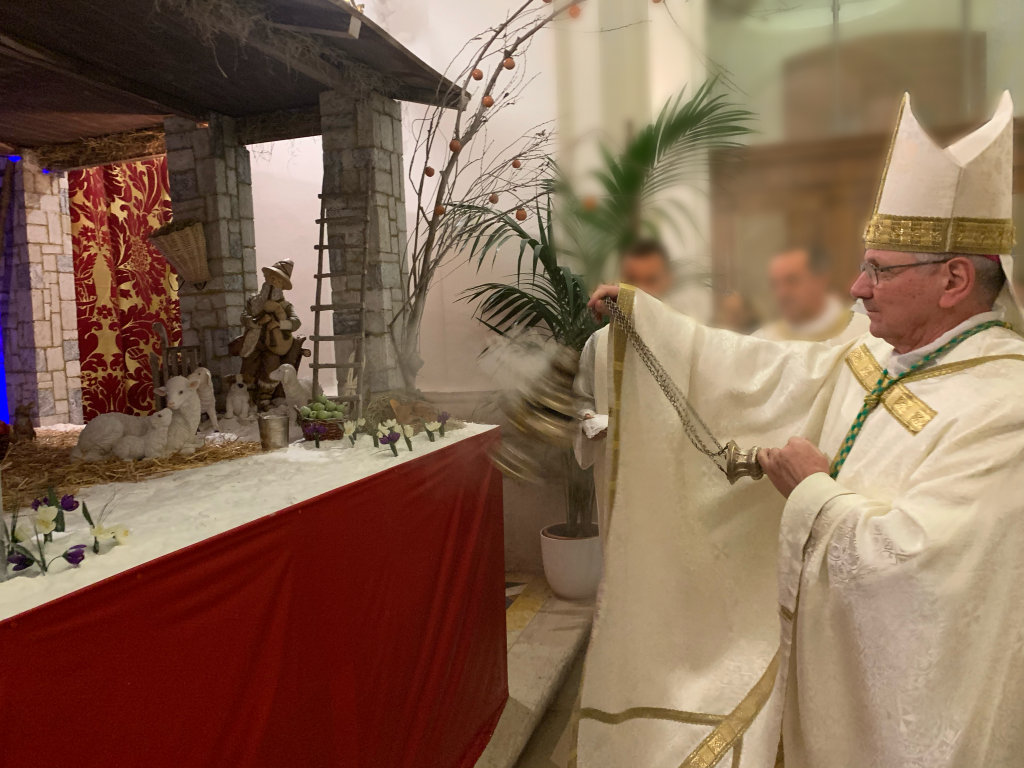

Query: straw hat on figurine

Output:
[262, 259, 295, 291]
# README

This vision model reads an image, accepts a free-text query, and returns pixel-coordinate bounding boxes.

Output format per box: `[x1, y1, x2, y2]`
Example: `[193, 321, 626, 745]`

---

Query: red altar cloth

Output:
[0, 431, 507, 768]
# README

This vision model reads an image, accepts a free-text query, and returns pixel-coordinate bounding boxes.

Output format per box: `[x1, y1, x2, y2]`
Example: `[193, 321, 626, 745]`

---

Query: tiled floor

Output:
[513, 651, 585, 768]
[475, 575, 592, 768]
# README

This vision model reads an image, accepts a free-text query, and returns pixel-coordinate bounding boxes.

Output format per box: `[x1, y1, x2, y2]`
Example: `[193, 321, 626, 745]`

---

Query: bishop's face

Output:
[850, 249, 949, 349]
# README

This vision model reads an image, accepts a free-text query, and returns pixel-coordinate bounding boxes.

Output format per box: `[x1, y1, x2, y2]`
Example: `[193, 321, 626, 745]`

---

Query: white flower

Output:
[376, 431, 385, 439]
[424, 421, 441, 432]
[357, 418, 366, 427]
[343, 421, 357, 436]
[90, 524, 116, 540]
[32, 507, 58, 536]
[15, 521, 35, 543]
[402, 425, 415, 438]
[113, 526, 130, 545]
[383, 418, 398, 430]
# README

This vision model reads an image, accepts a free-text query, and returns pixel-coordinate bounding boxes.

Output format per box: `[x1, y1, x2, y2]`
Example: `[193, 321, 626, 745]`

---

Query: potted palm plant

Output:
[460, 80, 752, 599]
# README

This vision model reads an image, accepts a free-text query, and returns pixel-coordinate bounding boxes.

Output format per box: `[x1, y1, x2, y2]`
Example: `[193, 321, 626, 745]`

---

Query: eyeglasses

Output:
[859, 256, 951, 286]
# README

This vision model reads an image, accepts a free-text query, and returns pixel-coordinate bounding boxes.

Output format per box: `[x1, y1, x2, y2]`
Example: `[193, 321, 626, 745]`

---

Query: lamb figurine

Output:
[154, 375, 203, 455]
[223, 374, 253, 420]
[188, 367, 219, 432]
[112, 408, 174, 461]
[71, 411, 152, 463]
[268, 364, 320, 414]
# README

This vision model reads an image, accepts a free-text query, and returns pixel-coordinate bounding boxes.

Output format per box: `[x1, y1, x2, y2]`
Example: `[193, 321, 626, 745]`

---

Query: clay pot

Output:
[424, 166, 435, 177]
[482, 95, 494, 108]
[515, 208, 527, 221]
[450, 139, 462, 153]
[435, 205, 446, 216]
[472, 68, 483, 81]
[503, 57, 515, 70]
[540, 524, 602, 600]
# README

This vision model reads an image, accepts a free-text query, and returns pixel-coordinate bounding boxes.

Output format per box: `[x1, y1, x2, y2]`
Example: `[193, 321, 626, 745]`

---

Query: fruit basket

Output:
[296, 396, 350, 441]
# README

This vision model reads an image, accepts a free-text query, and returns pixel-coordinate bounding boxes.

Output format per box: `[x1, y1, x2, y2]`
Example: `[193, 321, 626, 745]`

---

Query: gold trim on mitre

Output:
[864, 214, 1016, 256]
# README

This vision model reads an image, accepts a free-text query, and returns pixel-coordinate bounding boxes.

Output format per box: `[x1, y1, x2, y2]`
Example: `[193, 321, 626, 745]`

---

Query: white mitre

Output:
[864, 91, 1024, 332]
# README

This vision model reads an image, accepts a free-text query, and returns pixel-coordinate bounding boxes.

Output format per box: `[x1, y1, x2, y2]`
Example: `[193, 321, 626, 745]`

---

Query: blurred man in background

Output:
[714, 289, 761, 334]
[574, 240, 672, 458]
[753, 245, 870, 345]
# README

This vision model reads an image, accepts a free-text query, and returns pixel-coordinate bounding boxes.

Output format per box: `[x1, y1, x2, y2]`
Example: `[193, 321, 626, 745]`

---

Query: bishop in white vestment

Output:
[574, 92, 1024, 768]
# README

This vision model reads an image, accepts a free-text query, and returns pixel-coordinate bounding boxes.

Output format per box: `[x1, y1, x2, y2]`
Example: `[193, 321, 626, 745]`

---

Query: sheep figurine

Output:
[223, 374, 253, 421]
[13, 403, 36, 443]
[154, 375, 203, 455]
[188, 367, 219, 432]
[268, 364, 320, 414]
[112, 408, 174, 461]
[71, 411, 152, 463]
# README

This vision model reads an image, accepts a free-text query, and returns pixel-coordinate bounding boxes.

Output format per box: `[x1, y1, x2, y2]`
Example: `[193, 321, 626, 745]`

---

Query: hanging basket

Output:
[148, 219, 211, 285]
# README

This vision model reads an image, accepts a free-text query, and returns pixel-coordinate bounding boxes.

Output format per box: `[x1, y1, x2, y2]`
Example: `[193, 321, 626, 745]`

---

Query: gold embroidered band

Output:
[863, 214, 1016, 256]
[606, 284, 636, 530]
[845, 345, 937, 434]
[581, 706, 724, 727]
[680, 650, 781, 768]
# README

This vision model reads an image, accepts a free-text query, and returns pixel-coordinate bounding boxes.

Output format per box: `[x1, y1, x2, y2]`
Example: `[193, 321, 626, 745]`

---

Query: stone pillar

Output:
[319, 90, 409, 394]
[0, 156, 82, 426]
[162, 114, 258, 395]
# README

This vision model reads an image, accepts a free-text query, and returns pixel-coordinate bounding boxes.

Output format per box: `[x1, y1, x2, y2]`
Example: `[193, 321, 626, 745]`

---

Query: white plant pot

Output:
[540, 524, 603, 600]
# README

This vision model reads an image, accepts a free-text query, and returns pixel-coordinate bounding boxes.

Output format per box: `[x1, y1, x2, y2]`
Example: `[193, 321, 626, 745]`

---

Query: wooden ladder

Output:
[309, 189, 369, 420]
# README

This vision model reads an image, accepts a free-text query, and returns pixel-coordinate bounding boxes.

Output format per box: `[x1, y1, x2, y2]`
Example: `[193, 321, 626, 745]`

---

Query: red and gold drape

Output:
[70, 158, 181, 420]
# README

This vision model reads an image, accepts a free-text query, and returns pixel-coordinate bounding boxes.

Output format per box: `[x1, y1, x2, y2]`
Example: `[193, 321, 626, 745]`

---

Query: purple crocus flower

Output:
[60, 494, 79, 512]
[439, 412, 451, 423]
[30, 498, 43, 511]
[63, 545, 87, 566]
[7, 551, 33, 571]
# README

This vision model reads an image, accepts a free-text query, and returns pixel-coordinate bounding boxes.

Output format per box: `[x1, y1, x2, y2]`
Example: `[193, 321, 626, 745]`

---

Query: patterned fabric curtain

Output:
[69, 158, 181, 421]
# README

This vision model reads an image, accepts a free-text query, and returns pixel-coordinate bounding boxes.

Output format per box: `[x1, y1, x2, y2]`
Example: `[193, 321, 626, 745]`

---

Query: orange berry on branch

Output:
[435, 205, 446, 217]
[450, 139, 462, 153]
[515, 208, 528, 221]
[503, 57, 515, 70]
[489, 193, 499, 204]
[483, 95, 494, 108]
[569, 4, 581, 17]
[424, 166, 435, 177]
[472, 69, 483, 81]
[583, 196, 598, 211]
[511, 158, 522, 169]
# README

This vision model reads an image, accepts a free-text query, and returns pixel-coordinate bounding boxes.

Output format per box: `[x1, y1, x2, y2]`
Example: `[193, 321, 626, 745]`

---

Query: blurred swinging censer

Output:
[489, 298, 764, 485]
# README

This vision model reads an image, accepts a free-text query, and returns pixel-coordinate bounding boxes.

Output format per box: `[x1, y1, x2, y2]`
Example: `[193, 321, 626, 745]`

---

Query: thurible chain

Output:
[603, 299, 728, 475]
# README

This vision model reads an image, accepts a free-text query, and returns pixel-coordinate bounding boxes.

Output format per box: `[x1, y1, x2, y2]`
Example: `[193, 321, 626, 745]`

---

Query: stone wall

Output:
[162, 114, 258, 397]
[0, 156, 82, 426]
[319, 90, 409, 394]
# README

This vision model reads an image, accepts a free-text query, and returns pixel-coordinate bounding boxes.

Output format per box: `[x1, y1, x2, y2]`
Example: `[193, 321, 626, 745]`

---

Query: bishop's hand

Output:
[757, 437, 831, 499]
[588, 284, 620, 319]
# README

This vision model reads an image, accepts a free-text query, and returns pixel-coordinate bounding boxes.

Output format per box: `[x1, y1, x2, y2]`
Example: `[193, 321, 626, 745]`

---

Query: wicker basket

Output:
[149, 219, 211, 284]
[299, 417, 347, 442]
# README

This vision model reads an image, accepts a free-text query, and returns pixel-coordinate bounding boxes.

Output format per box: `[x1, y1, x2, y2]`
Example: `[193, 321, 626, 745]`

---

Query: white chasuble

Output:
[577, 287, 1024, 768]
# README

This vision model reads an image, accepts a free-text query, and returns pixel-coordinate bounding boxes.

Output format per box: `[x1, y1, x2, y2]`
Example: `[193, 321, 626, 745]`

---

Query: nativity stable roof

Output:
[0, 0, 459, 151]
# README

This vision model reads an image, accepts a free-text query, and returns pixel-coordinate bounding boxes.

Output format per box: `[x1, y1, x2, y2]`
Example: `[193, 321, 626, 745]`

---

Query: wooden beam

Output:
[0, 33, 206, 121]
[268, 7, 361, 40]
[244, 35, 350, 92]
[32, 128, 166, 172]
[236, 106, 321, 145]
